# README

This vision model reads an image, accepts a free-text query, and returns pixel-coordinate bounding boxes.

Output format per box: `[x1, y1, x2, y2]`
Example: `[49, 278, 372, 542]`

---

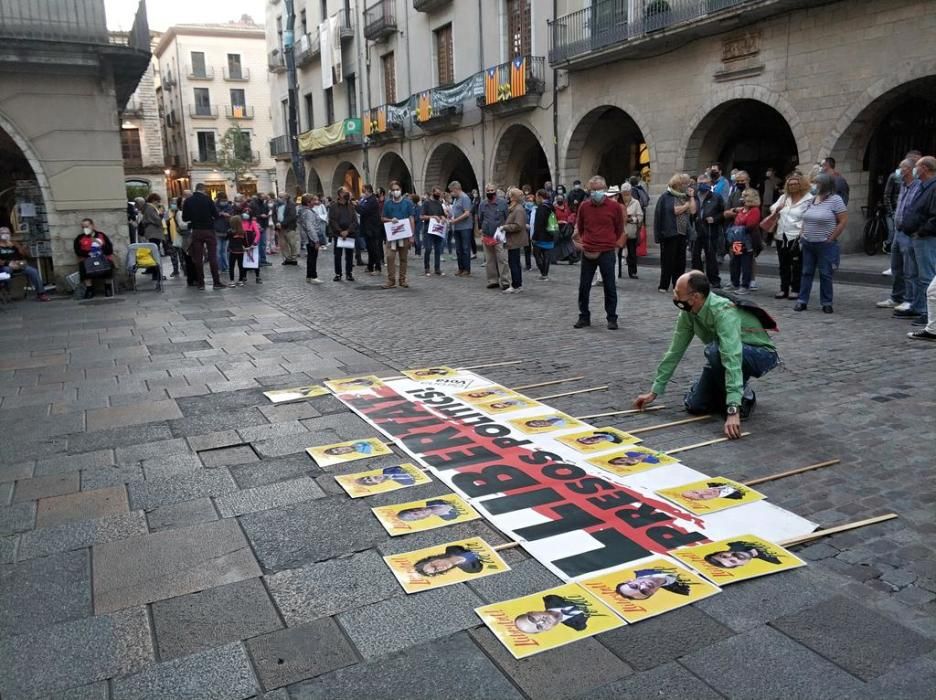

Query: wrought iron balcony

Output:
[189, 104, 218, 119]
[223, 66, 250, 81]
[187, 65, 214, 80]
[225, 105, 255, 120]
[363, 105, 404, 142]
[269, 49, 286, 72]
[335, 7, 354, 41]
[193, 149, 260, 166]
[121, 96, 144, 117]
[413, 0, 451, 12]
[364, 0, 397, 41]
[295, 32, 321, 66]
[477, 56, 546, 116]
[270, 135, 291, 158]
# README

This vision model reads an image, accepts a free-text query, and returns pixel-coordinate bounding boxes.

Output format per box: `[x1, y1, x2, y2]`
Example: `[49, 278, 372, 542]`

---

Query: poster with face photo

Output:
[262, 385, 330, 404]
[401, 367, 459, 381]
[454, 385, 518, 405]
[555, 427, 642, 454]
[333, 463, 431, 498]
[475, 396, 543, 415]
[586, 445, 679, 476]
[507, 412, 585, 436]
[671, 534, 805, 586]
[656, 477, 765, 515]
[475, 583, 624, 659]
[371, 494, 480, 536]
[384, 538, 510, 594]
[305, 437, 393, 468]
[577, 557, 721, 623]
[324, 375, 385, 394]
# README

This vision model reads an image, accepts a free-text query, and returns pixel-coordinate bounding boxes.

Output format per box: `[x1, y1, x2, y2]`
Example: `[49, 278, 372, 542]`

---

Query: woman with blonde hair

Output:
[653, 173, 696, 292]
[501, 187, 529, 293]
[725, 188, 763, 292]
[767, 171, 810, 298]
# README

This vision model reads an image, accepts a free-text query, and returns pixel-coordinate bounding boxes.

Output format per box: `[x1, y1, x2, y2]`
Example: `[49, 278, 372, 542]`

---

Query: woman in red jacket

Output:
[73, 218, 114, 298]
[725, 189, 763, 293]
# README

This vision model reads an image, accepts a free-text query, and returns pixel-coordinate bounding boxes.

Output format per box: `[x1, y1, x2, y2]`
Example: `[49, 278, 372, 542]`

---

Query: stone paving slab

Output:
[0, 607, 153, 698]
[115, 437, 190, 464]
[85, 399, 183, 432]
[168, 407, 268, 438]
[126, 468, 238, 510]
[112, 641, 258, 700]
[47, 680, 110, 699]
[584, 662, 725, 700]
[0, 459, 35, 484]
[0, 535, 16, 564]
[13, 471, 81, 502]
[67, 423, 174, 454]
[145, 497, 219, 532]
[845, 650, 936, 699]
[0, 548, 91, 636]
[34, 449, 115, 477]
[37, 486, 129, 528]
[0, 501, 36, 535]
[151, 578, 282, 660]
[140, 453, 203, 480]
[17, 511, 148, 561]
[228, 454, 322, 489]
[92, 518, 261, 613]
[199, 444, 259, 468]
[186, 430, 242, 453]
[81, 465, 145, 490]
[214, 477, 325, 517]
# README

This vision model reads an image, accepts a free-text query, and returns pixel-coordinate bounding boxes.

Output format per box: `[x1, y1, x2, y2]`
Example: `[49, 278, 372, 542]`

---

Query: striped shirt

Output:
[801, 195, 846, 243]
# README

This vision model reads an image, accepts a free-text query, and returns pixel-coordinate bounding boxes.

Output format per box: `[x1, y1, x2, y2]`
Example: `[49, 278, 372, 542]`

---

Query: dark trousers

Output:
[533, 245, 552, 278]
[692, 233, 721, 286]
[424, 231, 444, 273]
[524, 245, 532, 270]
[366, 234, 384, 272]
[307, 245, 319, 279]
[658, 235, 687, 291]
[189, 229, 220, 287]
[182, 252, 197, 285]
[684, 342, 779, 414]
[776, 237, 802, 295]
[625, 237, 638, 277]
[507, 248, 523, 289]
[334, 245, 354, 277]
[730, 251, 753, 289]
[454, 228, 473, 272]
[578, 250, 618, 322]
[229, 252, 244, 281]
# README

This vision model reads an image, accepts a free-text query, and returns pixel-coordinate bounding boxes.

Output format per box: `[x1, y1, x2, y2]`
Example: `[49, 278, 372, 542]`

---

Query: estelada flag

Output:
[510, 56, 526, 98]
[416, 91, 431, 122]
[484, 67, 498, 105]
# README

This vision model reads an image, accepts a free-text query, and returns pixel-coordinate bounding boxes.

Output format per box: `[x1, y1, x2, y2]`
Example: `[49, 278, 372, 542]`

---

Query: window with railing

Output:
[190, 51, 207, 77]
[304, 93, 314, 130]
[194, 88, 212, 116]
[197, 131, 217, 162]
[325, 87, 335, 124]
[226, 54, 243, 80]
[435, 24, 454, 86]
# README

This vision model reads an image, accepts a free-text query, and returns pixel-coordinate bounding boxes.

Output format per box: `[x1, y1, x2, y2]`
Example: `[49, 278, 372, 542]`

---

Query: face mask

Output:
[170, 204, 177, 211]
[673, 298, 693, 312]
[590, 190, 606, 204]
[698, 183, 712, 193]
[82, 226, 92, 235]
[913, 167, 919, 179]
[711, 171, 720, 180]
[574, 184, 582, 190]
[433, 193, 441, 200]
[895, 168, 901, 179]
[486, 192, 495, 200]
[391, 189, 401, 199]
[242, 213, 250, 221]
[730, 174, 737, 183]
[810, 184, 818, 194]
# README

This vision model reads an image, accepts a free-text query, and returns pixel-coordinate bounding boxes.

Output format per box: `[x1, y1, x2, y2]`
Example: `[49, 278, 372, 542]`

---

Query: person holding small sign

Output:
[381, 180, 415, 289]
[421, 187, 447, 277]
[328, 188, 358, 282]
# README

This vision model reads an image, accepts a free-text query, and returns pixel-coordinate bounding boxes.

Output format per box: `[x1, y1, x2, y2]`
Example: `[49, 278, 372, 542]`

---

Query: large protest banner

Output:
[331, 371, 816, 581]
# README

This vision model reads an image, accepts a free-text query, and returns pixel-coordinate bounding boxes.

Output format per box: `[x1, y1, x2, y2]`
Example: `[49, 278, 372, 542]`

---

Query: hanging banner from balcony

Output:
[330, 15, 343, 85]
[364, 102, 408, 136]
[414, 73, 483, 124]
[320, 20, 332, 90]
[483, 56, 529, 106]
[298, 121, 346, 152]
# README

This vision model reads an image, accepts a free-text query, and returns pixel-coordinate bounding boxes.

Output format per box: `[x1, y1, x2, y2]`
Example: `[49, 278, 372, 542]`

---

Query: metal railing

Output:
[295, 32, 321, 65]
[364, 105, 404, 137]
[225, 105, 255, 119]
[162, 71, 177, 88]
[364, 0, 397, 40]
[336, 7, 354, 39]
[413, 0, 451, 12]
[192, 149, 260, 165]
[478, 56, 546, 107]
[189, 104, 218, 118]
[269, 49, 286, 71]
[223, 66, 250, 81]
[187, 64, 214, 80]
[270, 135, 290, 157]
[0, 0, 149, 51]
[549, 0, 755, 64]
[121, 96, 144, 116]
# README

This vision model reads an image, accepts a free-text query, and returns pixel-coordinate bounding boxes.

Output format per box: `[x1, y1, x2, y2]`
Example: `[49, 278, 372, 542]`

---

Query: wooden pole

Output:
[512, 376, 585, 391]
[744, 459, 841, 487]
[457, 360, 524, 370]
[780, 514, 898, 548]
[664, 433, 750, 454]
[493, 542, 522, 552]
[533, 385, 608, 401]
[575, 405, 666, 420]
[630, 415, 711, 434]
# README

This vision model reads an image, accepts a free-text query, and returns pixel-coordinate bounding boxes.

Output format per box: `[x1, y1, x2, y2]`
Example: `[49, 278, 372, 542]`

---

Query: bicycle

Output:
[862, 203, 888, 256]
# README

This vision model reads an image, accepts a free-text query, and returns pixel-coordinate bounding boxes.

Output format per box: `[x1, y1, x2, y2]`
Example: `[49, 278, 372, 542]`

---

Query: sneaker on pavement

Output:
[607, 320, 618, 330]
[502, 287, 515, 294]
[212, 283, 226, 290]
[908, 329, 936, 341]
[895, 302, 912, 312]
[573, 318, 590, 328]
[749, 280, 759, 290]
[882, 268, 892, 276]
[893, 309, 921, 319]
[876, 299, 899, 308]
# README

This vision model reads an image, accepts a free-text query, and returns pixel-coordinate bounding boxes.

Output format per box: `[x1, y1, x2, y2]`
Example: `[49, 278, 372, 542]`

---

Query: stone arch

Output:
[562, 105, 653, 189]
[332, 160, 362, 196]
[491, 122, 552, 190]
[423, 142, 478, 193]
[374, 150, 414, 192]
[0, 109, 55, 220]
[678, 86, 810, 176]
[306, 166, 323, 196]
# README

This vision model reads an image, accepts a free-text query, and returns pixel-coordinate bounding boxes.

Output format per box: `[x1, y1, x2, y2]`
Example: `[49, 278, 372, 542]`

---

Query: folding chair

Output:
[126, 242, 163, 292]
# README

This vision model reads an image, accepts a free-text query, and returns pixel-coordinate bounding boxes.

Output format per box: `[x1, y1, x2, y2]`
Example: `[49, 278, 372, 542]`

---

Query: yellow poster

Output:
[587, 445, 678, 476]
[671, 535, 805, 586]
[333, 463, 431, 498]
[656, 477, 765, 515]
[384, 538, 510, 594]
[507, 412, 585, 435]
[454, 385, 518, 405]
[402, 367, 459, 381]
[324, 375, 385, 394]
[555, 427, 642, 453]
[475, 396, 543, 415]
[475, 583, 624, 659]
[371, 494, 480, 536]
[262, 385, 330, 404]
[306, 438, 393, 468]
[578, 557, 721, 623]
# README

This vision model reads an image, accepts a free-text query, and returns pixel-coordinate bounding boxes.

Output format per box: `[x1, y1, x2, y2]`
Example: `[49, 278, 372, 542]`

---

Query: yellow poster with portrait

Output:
[455, 385, 518, 405]
[333, 463, 430, 498]
[555, 427, 642, 454]
[371, 494, 481, 536]
[402, 367, 460, 381]
[384, 538, 510, 594]
[577, 557, 721, 623]
[323, 375, 385, 394]
[586, 445, 679, 476]
[305, 437, 393, 468]
[475, 396, 543, 415]
[475, 583, 625, 659]
[656, 477, 765, 515]
[507, 412, 585, 436]
[671, 535, 805, 586]
[262, 385, 330, 404]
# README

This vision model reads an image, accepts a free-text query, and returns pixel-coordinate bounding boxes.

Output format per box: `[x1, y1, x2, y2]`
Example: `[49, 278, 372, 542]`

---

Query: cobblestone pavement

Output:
[1, 249, 934, 699]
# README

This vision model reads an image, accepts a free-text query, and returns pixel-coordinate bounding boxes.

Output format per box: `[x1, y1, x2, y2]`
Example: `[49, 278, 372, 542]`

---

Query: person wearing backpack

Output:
[531, 189, 556, 281]
[633, 270, 779, 440]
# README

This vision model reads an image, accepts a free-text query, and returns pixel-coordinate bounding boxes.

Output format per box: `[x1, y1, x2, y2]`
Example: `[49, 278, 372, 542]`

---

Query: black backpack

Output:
[713, 290, 779, 332]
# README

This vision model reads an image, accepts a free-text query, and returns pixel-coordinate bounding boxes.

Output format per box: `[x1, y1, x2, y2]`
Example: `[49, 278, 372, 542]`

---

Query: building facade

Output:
[266, 0, 936, 250]
[155, 22, 278, 199]
[0, 0, 149, 285]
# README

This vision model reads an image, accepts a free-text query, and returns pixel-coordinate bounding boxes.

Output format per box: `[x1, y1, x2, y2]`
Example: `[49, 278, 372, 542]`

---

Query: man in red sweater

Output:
[573, 175, 625, 329]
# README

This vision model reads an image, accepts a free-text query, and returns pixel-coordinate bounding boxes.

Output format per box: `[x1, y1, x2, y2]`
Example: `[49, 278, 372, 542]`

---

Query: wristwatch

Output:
[726, 404, 740, 416]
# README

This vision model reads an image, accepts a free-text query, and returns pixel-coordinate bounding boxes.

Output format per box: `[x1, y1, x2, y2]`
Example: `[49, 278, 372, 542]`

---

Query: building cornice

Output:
[154, 25, 265, 57]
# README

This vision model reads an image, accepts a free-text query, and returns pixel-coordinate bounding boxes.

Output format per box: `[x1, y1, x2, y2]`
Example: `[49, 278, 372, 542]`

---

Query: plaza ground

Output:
[1, 248, 934, 699]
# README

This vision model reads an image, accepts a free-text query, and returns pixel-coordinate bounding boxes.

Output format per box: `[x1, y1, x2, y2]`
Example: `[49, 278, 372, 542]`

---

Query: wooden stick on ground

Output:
[493, 542, 522, 552]
[533, 386, 609, 401]
[630, 415, 711, 435]
[664, 433, 751, 454]
[575, 405, 666, 420]
[512, 376, 585, 391]
[744, 459, 841, 487]
[779, 514, 898, 548]
[457, 360, 523, 371]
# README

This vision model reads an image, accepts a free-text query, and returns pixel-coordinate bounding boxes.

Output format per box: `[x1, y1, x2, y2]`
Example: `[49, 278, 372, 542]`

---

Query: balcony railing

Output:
[270, 135, 291, 158]
[549, 0, 789, 67]
[121, 96, 144, 116]
[162, 72, 177, 88]
[192, 149, 260, 166]
[335, 7, 354, 41]
[225, 105, 255, 119]
[413, 0, 451, 11]
[223, 66, 250, 81]
[269, 49, 286, 72]
[477, 56, 546, 113]
[363, 105, 404, 140]
[364, 0, 397, 41]
[295, 32, 321, 66]
[189, 104, 218, 118]
[187, 65, 214, 80]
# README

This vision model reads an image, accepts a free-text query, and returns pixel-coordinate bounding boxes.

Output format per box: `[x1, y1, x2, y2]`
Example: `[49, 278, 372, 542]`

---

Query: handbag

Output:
[760, 195, 784, 233]
[636, 225, 648, 257]
[82, 256, 112, 278]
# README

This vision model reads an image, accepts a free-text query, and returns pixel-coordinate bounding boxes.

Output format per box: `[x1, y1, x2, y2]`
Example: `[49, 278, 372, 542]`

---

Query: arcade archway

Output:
[423, 143, 478, 193]
[375, 151, 414, 193]
[565, 106, 649, 188]
[332, 161, 362, 196]
[492, 124, 551, 190]
[306, 166, 323, 196]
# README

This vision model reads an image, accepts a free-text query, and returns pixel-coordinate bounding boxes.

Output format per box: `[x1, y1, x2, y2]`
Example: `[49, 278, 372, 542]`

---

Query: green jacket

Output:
[651, 293, 776, 406]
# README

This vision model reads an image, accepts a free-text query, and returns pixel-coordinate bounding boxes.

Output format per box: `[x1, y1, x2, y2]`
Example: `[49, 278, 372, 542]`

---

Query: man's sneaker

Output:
[735, 287, 748, 295]
[170, 271, 179, 278]
[347, 275, 355, 282]
[908, 329, 936, 341]
[882, 268, 892, 276]
[502, 287, 515, 294]
[212, 283, 226, 290]
[893, 309, 921, 319]
[255, 278, 263, 284]
[333, 275, 342, 282]
[749, 280, 759, 290]
[486, 283, 499, 289]
[308, 278, 323, 284]
[573, 318, 590, 328]
[876, 298, 899, 308]
[227, 282, 237, 288]
[740, 389, 756, 419]
[538, 276, 548, 281]
[895, 302, 912, 312]
[607, 320, 618, 330]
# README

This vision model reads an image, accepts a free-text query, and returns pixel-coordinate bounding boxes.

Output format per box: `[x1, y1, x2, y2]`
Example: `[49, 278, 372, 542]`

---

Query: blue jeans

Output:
[217, 236, 229, 272]
[684, 342, 779, 414]
[798, 239, 838, 307]
[912, 236, 936, 317]
[423, 231, 444, 273]
[889, 230, 909, 303]
[507, 247, 523, 289]
[729, 251, 753, 289]
[577, 250, 618, 322]
[258, 227, 268, 264]
[0, 264, 43, 297]
[454, 228, 473, 272]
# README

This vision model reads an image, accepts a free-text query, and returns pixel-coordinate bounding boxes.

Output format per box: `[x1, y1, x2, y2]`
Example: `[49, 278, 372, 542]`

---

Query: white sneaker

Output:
[514, 287, 523, 293]
[876, 299, 899, 308]
[306, 278, 323, 284]
[502, 287, 515, 294]
[749, 280, 759, 290]
[895, 302, 911, 312]
[882, 268, 892, 276]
